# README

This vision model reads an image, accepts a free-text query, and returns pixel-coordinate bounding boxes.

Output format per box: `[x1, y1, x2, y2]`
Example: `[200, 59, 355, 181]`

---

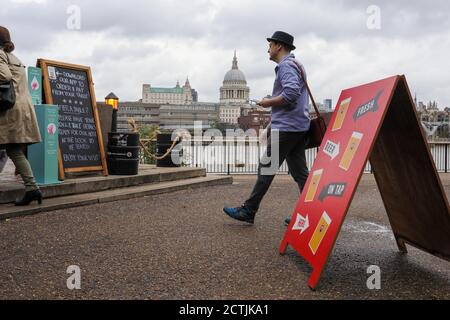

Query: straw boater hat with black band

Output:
[0, 26, 15, 53]
[267, 31, 296, 51]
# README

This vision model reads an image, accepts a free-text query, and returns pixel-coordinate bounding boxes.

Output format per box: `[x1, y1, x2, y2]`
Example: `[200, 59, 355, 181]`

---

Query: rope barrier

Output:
[128, 118, 182, 160]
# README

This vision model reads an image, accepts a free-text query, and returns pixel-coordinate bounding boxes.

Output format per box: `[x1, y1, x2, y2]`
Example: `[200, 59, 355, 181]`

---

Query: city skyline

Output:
[1, 0, 449, 109]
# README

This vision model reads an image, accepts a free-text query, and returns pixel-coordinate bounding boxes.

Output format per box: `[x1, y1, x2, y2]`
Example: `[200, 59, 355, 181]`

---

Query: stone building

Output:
[417, 101, 450, 141]
[115, 102, 160, 132]
[219, 52, 250, 124]
[238, 107, 271, 135]
[159, 102, 220, 130]
[142, 78, 197, 105]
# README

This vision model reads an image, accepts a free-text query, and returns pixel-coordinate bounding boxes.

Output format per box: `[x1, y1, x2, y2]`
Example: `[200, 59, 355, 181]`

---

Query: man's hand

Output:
[256, 98, 271, 108]
[256, 95, 287, 108]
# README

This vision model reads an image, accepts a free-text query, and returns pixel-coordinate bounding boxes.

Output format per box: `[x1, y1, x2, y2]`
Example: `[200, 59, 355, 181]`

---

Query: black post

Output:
[227, 141, 230, 175]
[111, 108, 118, 133]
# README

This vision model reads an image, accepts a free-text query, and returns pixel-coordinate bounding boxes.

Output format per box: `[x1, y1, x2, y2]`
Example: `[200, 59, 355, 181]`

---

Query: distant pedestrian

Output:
[0, 26, 42, 205]
[223, 31, 310, 225]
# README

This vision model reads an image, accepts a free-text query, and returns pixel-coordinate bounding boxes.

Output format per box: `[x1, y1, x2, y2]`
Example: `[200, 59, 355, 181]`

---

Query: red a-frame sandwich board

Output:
[280, 75, 450, 290]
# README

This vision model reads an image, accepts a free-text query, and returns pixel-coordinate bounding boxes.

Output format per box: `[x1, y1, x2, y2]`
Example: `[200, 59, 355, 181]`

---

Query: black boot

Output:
[14, 189, 43, 206]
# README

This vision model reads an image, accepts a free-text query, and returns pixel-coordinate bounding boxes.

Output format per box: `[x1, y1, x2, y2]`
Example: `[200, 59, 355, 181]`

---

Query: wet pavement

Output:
[0, 174, 449, 299]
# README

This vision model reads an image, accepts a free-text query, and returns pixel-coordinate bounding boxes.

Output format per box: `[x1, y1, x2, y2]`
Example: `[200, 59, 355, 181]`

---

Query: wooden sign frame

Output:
[38, 59, 108, 180]
[280, 75, 450, 290]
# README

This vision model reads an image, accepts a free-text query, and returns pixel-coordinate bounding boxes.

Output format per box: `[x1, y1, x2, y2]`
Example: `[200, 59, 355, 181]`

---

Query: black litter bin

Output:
[156, 133, 183, 167]
[107, 132, 140, 175]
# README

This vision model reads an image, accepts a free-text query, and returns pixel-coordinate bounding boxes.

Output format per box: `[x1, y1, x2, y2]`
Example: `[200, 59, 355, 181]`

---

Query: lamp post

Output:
[105, 92, 119, 132]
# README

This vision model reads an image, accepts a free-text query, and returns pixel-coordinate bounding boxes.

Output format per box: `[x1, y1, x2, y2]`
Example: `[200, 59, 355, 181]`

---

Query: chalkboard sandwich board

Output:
[37, 59, 108, 180]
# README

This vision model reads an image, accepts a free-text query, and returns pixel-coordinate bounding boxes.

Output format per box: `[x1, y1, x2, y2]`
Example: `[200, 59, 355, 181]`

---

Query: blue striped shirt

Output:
[271, 53, 310, 132]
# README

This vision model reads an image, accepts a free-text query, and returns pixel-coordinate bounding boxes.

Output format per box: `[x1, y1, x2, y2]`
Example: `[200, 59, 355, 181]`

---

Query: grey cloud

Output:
[1, 0, 449, 106]
[4, 0, 450, 54]
[1, 0, 216, 50]
[209, 0, 450, 51]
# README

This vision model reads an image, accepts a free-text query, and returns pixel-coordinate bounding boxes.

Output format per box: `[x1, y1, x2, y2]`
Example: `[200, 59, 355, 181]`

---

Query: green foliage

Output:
[136, 124, 159, 164]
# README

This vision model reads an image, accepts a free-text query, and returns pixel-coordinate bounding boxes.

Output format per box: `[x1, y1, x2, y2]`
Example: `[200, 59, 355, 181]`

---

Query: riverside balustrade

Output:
[139, 139, 450, 174]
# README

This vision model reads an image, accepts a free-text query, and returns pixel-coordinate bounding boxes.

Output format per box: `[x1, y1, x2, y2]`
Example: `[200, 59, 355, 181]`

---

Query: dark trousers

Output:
[3, 144, 39, 191]
[244, 131, 309, 213]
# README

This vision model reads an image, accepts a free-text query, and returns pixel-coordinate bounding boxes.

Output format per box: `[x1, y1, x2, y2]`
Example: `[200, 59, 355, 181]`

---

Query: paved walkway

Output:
[0, 158, 19, 183]
[0, 174, 449, 299]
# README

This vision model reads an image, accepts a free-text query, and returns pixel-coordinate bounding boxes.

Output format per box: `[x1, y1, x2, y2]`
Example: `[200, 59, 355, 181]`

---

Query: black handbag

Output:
[0, 52, 16, 112]
[292, 59, 327, 149]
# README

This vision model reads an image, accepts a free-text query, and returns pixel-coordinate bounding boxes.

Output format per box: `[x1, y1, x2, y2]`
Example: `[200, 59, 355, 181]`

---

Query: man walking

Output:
[223, 31, 311, 225]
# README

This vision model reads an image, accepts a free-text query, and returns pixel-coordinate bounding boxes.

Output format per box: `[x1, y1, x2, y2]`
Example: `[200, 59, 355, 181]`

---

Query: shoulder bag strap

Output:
[291, 59, 321, 118]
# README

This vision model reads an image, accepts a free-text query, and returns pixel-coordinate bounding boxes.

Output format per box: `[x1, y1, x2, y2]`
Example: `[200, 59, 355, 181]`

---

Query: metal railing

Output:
[140, 140, 450, 174]
[429, 142, 450, 172]
[180, 138, 367, 174]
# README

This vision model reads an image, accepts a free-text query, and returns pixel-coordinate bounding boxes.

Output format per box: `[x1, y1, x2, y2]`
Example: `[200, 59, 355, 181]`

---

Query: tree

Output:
[135, 123, 160, 164]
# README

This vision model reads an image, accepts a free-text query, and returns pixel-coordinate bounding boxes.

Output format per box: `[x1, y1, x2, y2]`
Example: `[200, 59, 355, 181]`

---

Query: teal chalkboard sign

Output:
[28, 104, 60, 185]
[28, 67, 42, 105]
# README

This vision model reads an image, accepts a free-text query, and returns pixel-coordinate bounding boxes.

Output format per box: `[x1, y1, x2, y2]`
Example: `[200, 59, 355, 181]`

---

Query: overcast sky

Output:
[2, 0, 450, 108]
